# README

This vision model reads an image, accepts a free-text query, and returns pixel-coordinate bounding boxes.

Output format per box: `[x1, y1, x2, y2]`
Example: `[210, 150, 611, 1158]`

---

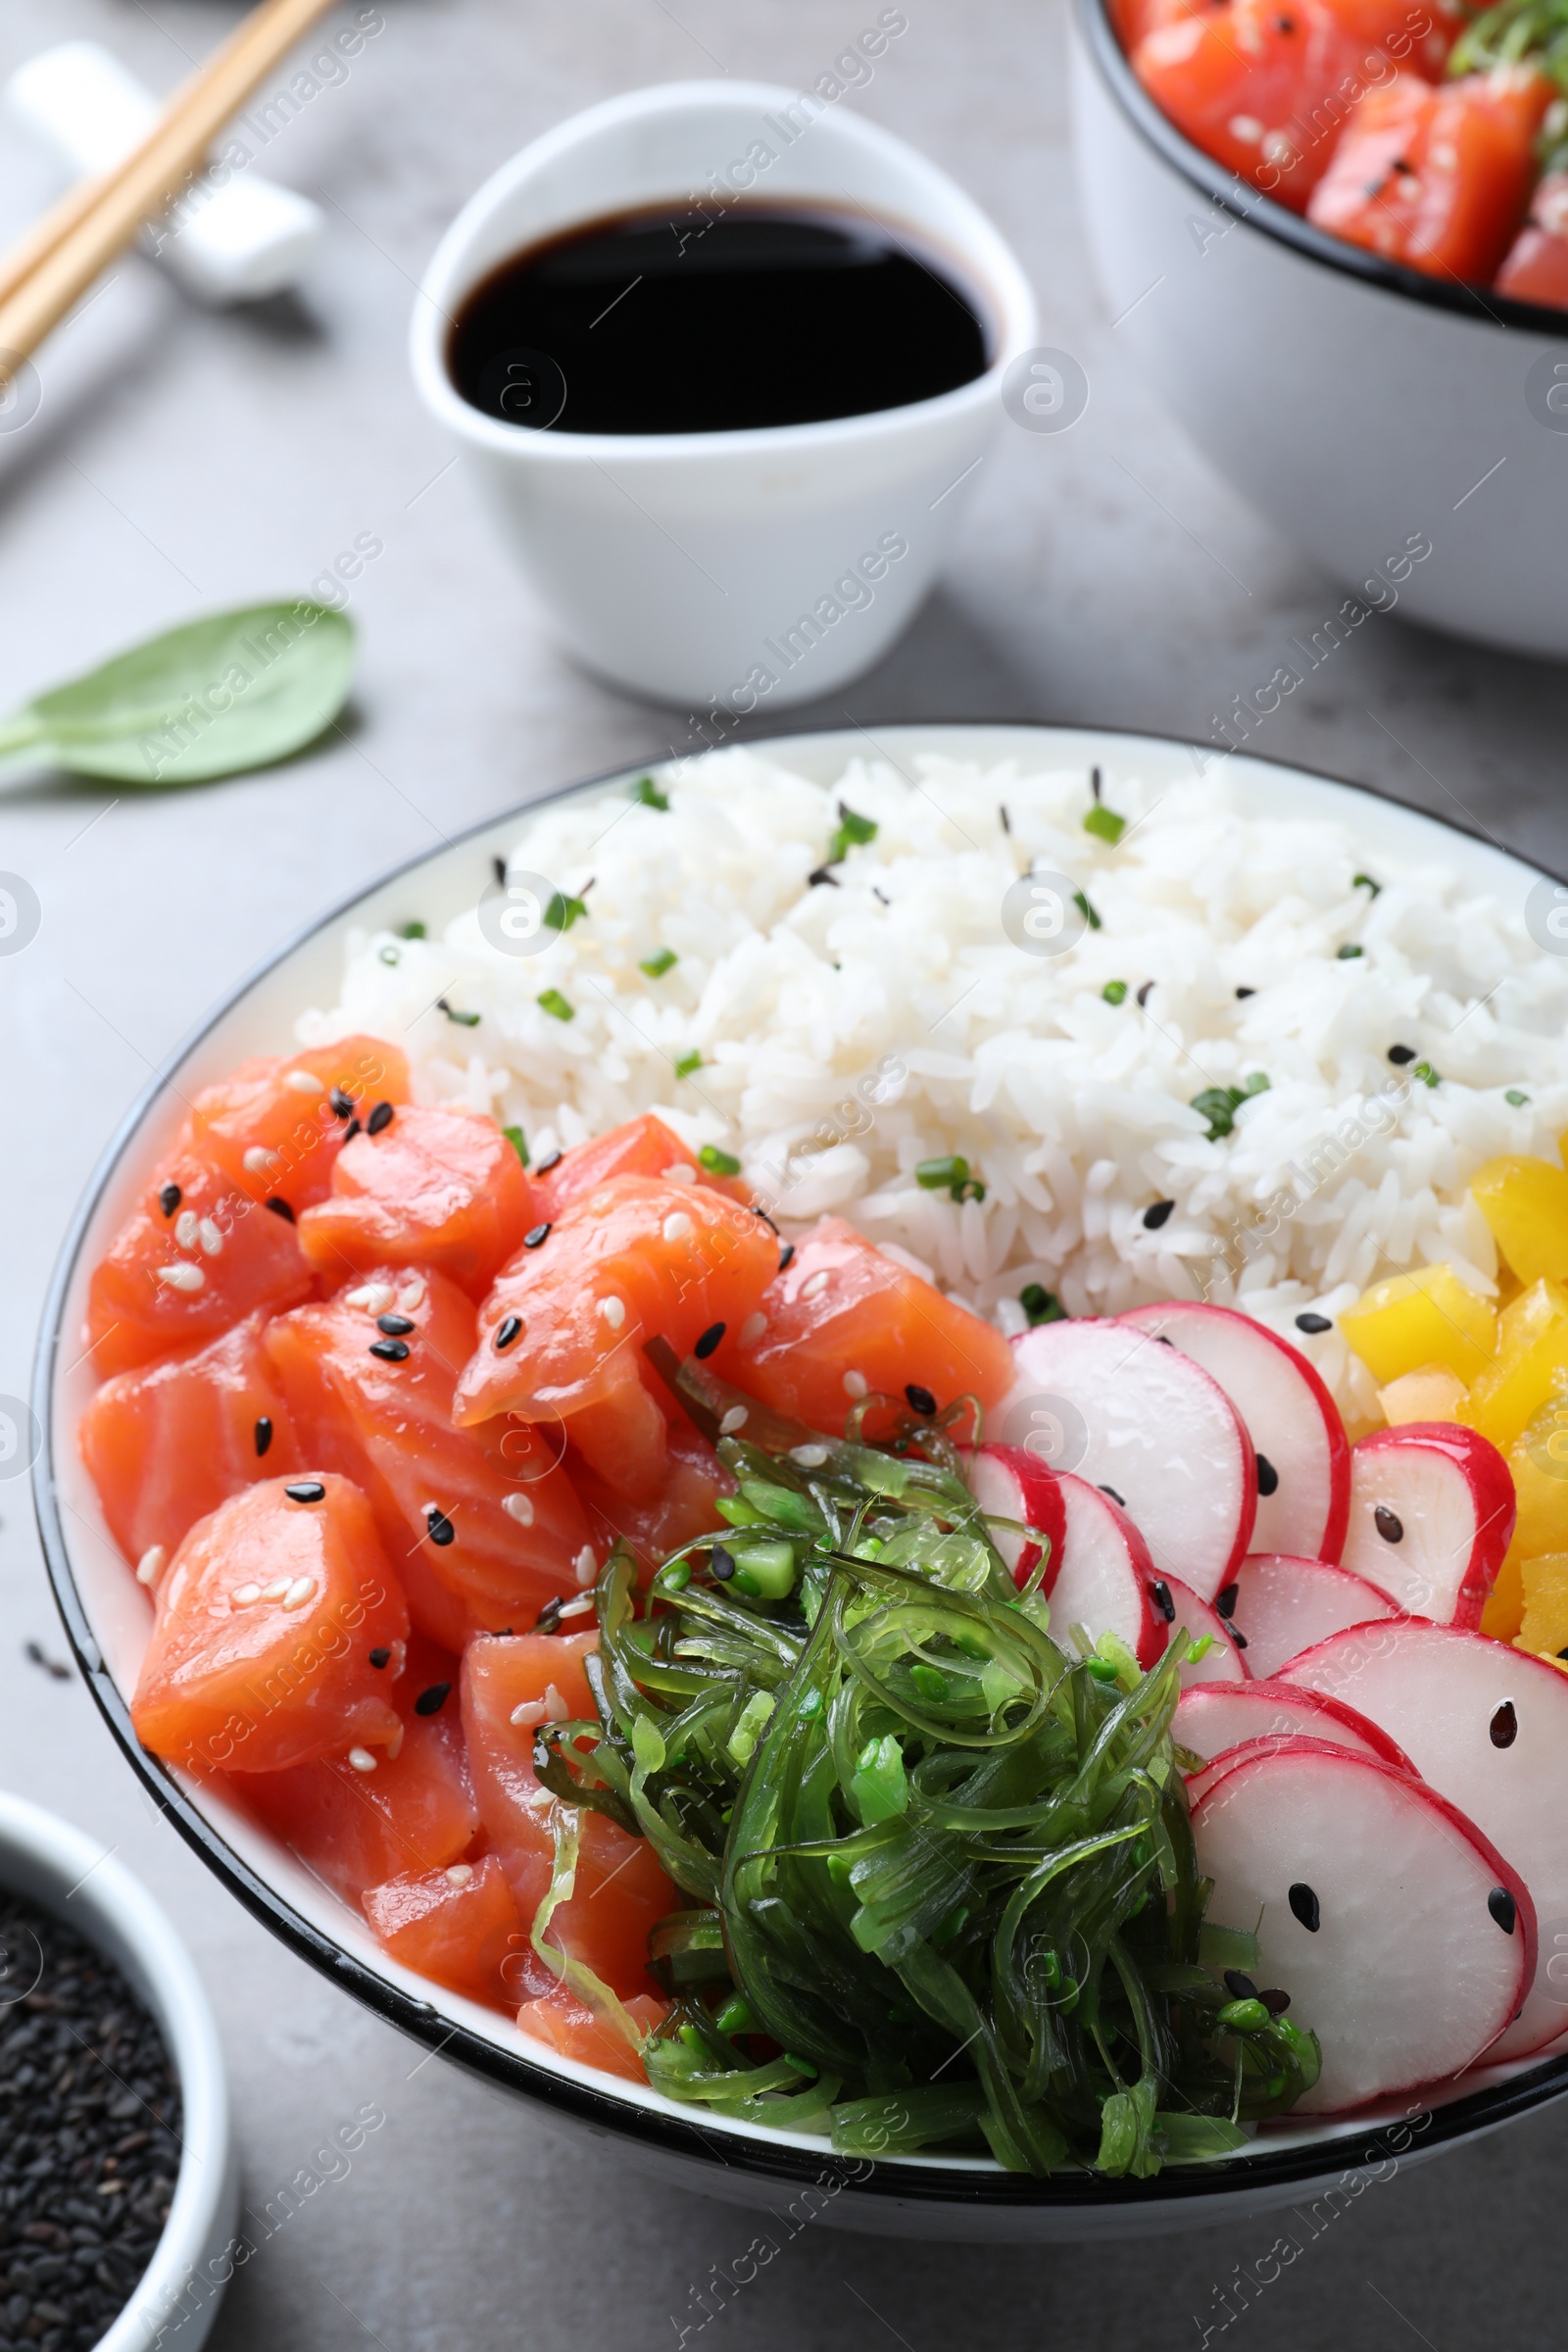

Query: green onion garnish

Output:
[915, 1154, 986, 1203]
[544, 891, 589, 933]
[828, 802, 878, 864]
[674, 1050, 703, 1078]
[641, 948, 678, 978]
[699, 1144, 742, 1177]
[1073, 888, 1102, 931]
[1083, 804, 1126, 847]
[1191, 1073, 1270, 1141]
[633, 775, 669, 809]
[503, 1124, 528, 1166]
[398, 920, 426, 939]
[1019, 1282, 1065, 1326]
[1102, 980, 1128, 1005]
[537, 989, 574, 1023]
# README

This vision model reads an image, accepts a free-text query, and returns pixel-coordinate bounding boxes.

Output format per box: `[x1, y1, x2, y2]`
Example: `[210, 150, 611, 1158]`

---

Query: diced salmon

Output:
[461, 1632, 675, 2000]
[1320, 0, 1462, 72]
[454, 1176, 777, 1499]
[85, 1152, 313, 1379]
[131, 1475, 409, 1774]
[364, 1853, 524, 2009]
[188, 1035, 410, 1214]
[531, 1113, 746, 1221]
[569, 1421, 735, 1575]
[79, 1312, 299, 1571]
[1495, 170, 1568, 306]
[263, 1266, 593, 1643]
[298, 1104, 535, 1298]
[514, 1987, 667, 2082]
[233, 1638, 477, 1900]
[1109, 0, 1222, 55]
[1307, 68, 1553, 281]
[714, 1217, 1014, 1435]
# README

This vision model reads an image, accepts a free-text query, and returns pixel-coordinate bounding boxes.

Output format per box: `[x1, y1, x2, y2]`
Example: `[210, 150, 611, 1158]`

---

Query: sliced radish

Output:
[1342, 1424, 1516, 1627]
[1120, 1301, 1350, 1562]
[1286, 1620, 1568, 2060]
[1048, 1474, 1164, 1669]
[966, 1444, 1067, 1585]
[1175, 1679, 1415, 1772]
[1006, 1321, 1255, 1600]
[1192, 1737, 1535, 2112]
[1155, 1573, 1249, 1689]
[1225, 1552, 1397, 1682]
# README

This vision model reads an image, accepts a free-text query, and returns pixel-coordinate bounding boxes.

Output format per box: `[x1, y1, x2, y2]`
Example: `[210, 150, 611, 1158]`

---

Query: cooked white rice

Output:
[298, 748, 1568, 1431]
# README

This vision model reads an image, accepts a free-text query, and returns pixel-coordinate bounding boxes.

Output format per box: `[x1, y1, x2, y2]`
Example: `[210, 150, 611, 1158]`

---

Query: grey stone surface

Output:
[2, 1, 1567, 2345]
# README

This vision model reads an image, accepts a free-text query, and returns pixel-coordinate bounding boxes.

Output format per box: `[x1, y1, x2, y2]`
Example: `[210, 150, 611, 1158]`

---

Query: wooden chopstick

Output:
[0, 0, 337, 364]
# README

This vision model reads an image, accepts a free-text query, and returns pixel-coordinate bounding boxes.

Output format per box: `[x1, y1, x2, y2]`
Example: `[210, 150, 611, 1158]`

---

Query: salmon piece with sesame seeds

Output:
[298, 1103, 536, 1298]
[364, 1853, 526, 2010]
[188, 1034, 410, 1214]
[529, 1112, 748, 1222]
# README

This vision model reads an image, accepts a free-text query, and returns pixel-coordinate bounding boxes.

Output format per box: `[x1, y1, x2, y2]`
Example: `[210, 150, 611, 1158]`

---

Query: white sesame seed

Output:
[1262, 129, 1295, 165]
[282, 1576, 317, 1609]
[135, 1545, 167, 1587]
[445, 1864, 474, 1886]
[510, 1698, 548, 1728]
[174, 1209, 199, 1249]
[662, 1161, 698, 1186]
[231, 1583, 262, 1605]
[396, 1278, 426, 1313]
[385, 1723, 405, 1760]
[502, 1493, 535, 1525]
[198, 1217, 223, 1256]
[843, 1369, 868, 1399]
[802, 1270, 830, 1300]
[544, 1682, 567, 1717]
[347, 1746, 377, 1773]
[243, 1146, 281, 1175]
[574, 1544, 598, 1587]
[1228, 112, 1264, 142]
[156, 1261, 206, 1292]
[558, 1595, 595, 1620]
[790, 1445, 829, 1468]
[719, 1405, 749, 1435]
[285, 1069, 325, 1094]
[739, 1311, 768, 1346]
[345, 1282, 396, 1314]
[662, 1211, 693, 1244]
[260, 1578, 291, 1601]
[598, 1296, 626, 1330]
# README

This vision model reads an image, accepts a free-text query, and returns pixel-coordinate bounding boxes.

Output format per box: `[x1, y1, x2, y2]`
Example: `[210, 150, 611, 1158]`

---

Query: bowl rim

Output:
[31, 717, 1568, 2219]
[1073, 0, 1568, 339]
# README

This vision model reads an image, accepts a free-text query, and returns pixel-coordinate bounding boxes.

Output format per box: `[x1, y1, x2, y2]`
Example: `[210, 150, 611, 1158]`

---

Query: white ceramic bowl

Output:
[409, 81, 1038, 707]
[32, 724, 1568, 2241]
[1070, 0, 1568, 659]
[0, 1791, 237, 2349]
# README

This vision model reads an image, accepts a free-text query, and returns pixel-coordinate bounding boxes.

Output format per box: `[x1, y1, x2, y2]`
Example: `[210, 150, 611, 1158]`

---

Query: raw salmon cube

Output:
[189, 1034, 409, 1213]
[298, 1104, 535, 1298]
[515, 1987, 667, 2082]
[531, 1112, 746, 1221]
[364, 1852, 524, 2009]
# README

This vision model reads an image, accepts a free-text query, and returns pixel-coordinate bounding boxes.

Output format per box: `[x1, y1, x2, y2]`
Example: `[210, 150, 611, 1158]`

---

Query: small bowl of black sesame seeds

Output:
[0, 1792, 236, 2352]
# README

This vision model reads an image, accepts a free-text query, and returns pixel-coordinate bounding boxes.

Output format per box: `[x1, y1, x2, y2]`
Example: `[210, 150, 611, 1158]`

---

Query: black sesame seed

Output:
[266, 1196, 296, 1221]
[534, 1597, 564, 1633]
[254, 1416, 272, 1458]
[1099, 1485, 1126, 1507]
[286, 1481, 325, 1503]
[1388, 1045, 1416, 1065]
[535, 1150, 563, 1174]
[778, 1244, 796, 1272]
[1150, 1579, 1175, 1622]
[376, 1313, 416, 1336]
[905, 1384, 938, 1416]
[1490, 1700, 1518, 1749]
[493, 856, 508, 887]
[344, 1117, 362, 1140]
[1288, 1882, 1320, 1934]
[1255, 1452, 1279, 1497]
[414, 1683, 452, 1717]
[369, 1338, 411, 1362]
[495, 1627, 514, 1638]
[367, 1101, 395, 1136]
[424, 1506, 455, 1546]
[1235, 987, 1256, 1000]
[694, 1322, 725, 1360]
[1490, 1886, 1518, 1936]
[368, 1646, 391, 1669]
[808, 865, 841, 888]
[710, 1544, 736, 1582]
[495, 1314, 523, 1352]
[1232, 1626, 1249, 1649]
[1258, 1987, 1291, 2017]
[329, 1087, 355, 1118]
[1215, 1583, 1239, 1620]
[1296, 1312, 1333, 1334]
[1374, 1504, 1403, 1544]
[1144, 1200, 1175, 1231]
[1153, 1334, 1174, 1346]
[1136, 980, 1154, 1006]
[523, 1222, 552, 1250]
[158, 1181, 181, 1218]
[1223, 1968, 1258, 2002]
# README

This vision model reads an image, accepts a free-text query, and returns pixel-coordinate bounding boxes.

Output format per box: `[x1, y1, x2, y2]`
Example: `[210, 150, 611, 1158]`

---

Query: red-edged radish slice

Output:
[1192, 1736, 1535, 2112]
[1048, 1474, 1164, 1669]
[1175, 1678, 1416, 1773]
[1120, 1300, 1350, 1562]
[1224, 1552, 1398, 1682]
[1004, 1321, 1255, 1601]
[1342, 1423, 1516, 1627]
[966, 1444, 1067, 1585]
[1155, 1573, 1249, 1689]
[1285, 1620, 1568, 2060]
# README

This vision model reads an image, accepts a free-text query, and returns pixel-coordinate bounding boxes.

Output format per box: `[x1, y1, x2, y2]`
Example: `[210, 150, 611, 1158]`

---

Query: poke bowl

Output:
[31, 720, 1568, 2242]
[1069, 0, 1568, 659]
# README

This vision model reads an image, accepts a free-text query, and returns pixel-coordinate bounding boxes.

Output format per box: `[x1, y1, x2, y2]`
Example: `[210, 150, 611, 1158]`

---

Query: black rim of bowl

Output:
[31, 720, 1568, 2216]
[1074, 0, 1568, 338]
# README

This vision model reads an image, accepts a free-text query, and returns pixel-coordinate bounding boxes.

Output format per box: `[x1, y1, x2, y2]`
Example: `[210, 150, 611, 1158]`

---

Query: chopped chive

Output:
[537, 989, 574, 1022]
[674, 1050, 703, 1079]
[1412, 1060, 1440, 1088]
[437, 997, 481, 1026]
[378, 945, 399, 965]
[632, 775, 669, 809]
[828, 802, 878, 863]
[641, 947, 678, 978]
[1019, 1282, 1065, 1326]
[1506, 1088, 1530, 1106]
[1072, 888, 1102, 931]
[1102, 979, 1128, 1005]
[1083, 804, 1126, 847]
[914, 1153, 985, 1203]
[1353, 873, 1381, 895]
[544, 891, 588, 932]
[397, 919, 426, 939]
[503, 1124, 528, 1166]
[1191, 1073, 1269, 1141]
[699, 1143, 742, 1177]
[1336, 944, 1363, 959]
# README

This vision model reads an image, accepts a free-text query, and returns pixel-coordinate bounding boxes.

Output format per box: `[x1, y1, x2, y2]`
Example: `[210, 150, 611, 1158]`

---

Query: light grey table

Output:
[3, 3, 1567, 2345]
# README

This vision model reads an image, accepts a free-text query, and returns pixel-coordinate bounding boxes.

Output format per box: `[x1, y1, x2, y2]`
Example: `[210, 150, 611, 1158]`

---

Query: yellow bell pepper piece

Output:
[1482, 1544, 1526, 1642]
[1516, 1553, 1568, 1659]
[1473, 1155, 1568, 1286]
[1377, 1363, 1469, 1426]
[1340, 1264, 1496, 1387]
[1465, 1291, 1568, 1452]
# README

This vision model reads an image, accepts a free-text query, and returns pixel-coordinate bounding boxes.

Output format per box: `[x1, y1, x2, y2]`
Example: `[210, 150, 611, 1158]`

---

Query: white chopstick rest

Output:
[5, 41, 324, 305]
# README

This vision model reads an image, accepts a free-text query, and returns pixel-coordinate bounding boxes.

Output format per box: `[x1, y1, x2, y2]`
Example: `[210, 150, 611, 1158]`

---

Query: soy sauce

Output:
[447, 202, 989, 435]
